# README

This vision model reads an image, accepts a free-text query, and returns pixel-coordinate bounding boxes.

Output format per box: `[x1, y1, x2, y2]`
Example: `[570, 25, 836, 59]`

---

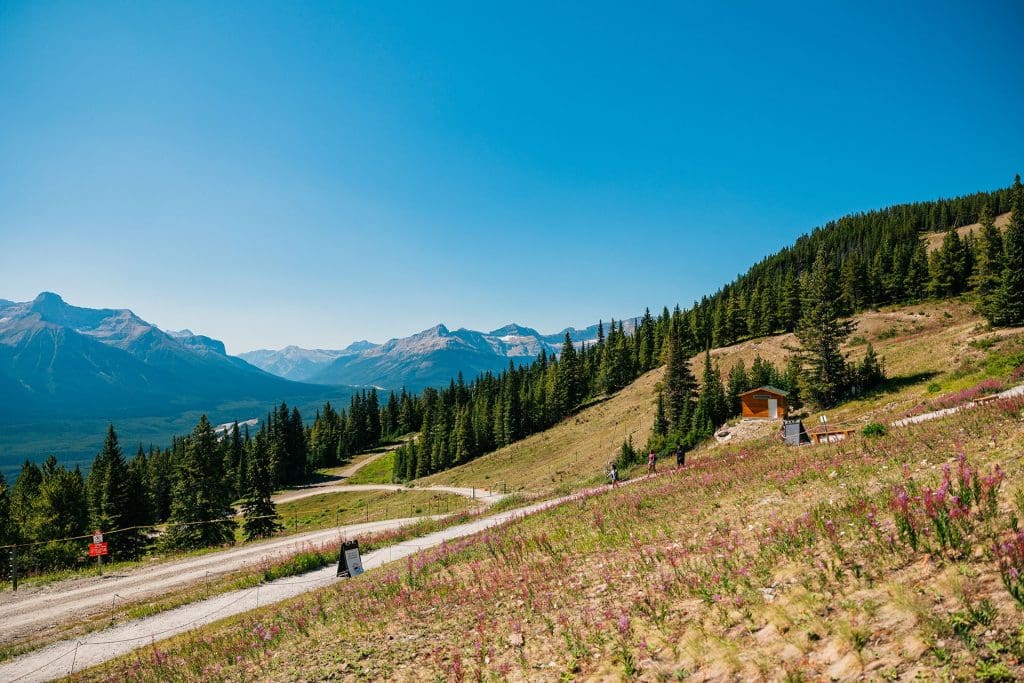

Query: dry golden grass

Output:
[275, 488, 468, 533]
[417, 367, 663, 494]
[923, 211, 1011, 252]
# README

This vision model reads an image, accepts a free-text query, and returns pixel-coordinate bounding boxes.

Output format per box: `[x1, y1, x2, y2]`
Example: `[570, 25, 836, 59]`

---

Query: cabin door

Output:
[768, 398, 778, 419]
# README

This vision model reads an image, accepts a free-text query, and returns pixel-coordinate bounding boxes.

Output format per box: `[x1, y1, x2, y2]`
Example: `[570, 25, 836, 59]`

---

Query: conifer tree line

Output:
[0, 390, 405, 575]
[392, 316, 669, 481]
[680, 181, 1019, 350]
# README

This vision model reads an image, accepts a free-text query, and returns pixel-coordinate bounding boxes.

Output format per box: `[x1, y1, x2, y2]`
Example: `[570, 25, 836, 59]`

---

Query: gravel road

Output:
[0, 517, 425, 649]
[0, 487, 600, 682]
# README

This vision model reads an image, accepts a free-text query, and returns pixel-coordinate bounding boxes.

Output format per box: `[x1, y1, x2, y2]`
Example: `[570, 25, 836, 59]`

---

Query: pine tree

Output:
[34, 457, 90, 566]
[929, 227, 969, 296]
[242, 431, 281, 541]
[663, 321, 697, 432]
[10, 461, 41, 545]
[972, 204, 1004, 317]
[0, 473, 10, 546]
[88, 425, 149, 559]
[992, 175, 1024, 326]
[726, 359, 750, 415]
[794, 251, 856, 408]
[161, 415, 237, 550]
[905, 239, 930, 301]
[653, 390, 668, 437]
[147, 446, 174, 522]
[696, 352, 729, 429]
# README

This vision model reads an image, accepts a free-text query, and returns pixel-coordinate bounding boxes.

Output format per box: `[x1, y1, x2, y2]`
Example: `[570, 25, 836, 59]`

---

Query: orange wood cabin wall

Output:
[740, 394, 787, 419]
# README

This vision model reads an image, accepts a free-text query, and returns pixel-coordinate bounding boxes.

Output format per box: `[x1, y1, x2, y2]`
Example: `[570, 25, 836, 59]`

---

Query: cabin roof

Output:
[737, 385, 789, 398]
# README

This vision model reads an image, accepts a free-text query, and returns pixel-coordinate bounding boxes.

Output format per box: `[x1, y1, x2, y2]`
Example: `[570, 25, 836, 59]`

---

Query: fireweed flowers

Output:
[889, 454, 1004, 558]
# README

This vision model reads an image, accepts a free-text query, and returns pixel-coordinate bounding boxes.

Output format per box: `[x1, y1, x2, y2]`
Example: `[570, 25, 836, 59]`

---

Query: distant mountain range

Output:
[0, 292, 633, 472]
[240, 320, 631, 390]
[0, 293, 354, 472]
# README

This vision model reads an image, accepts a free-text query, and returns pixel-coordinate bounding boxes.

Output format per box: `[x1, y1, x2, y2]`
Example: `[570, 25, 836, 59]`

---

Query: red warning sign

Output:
[88, 542, 109, 557]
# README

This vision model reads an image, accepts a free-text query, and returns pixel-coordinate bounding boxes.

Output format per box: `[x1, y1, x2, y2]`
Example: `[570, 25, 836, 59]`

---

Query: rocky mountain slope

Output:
[244, 320, 634, 391]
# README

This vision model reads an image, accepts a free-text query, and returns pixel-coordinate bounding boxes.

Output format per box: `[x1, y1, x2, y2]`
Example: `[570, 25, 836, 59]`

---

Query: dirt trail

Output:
[0, 517, 422, 648]
[891, 382, 1024, 427]
[273, 483, 502, 506]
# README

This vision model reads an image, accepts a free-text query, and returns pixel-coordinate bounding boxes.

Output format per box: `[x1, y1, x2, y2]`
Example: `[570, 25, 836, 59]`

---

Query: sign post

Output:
[89, 531, 107, 575]
[10, 548, 17, 592]
[336, 540, 364, 578]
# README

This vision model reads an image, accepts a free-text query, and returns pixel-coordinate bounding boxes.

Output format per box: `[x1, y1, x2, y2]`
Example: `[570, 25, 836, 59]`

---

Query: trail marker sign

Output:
[336, 540, 364, 578]
[93, 531, 104, 545]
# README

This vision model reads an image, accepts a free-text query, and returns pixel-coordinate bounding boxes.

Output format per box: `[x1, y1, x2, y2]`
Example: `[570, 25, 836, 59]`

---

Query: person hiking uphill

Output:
[647, 451, 657, 475]
[608, 463, 618, 486]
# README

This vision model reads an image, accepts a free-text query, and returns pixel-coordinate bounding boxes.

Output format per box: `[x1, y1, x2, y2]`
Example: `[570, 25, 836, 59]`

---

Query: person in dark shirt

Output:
[675, 446, 686, 468]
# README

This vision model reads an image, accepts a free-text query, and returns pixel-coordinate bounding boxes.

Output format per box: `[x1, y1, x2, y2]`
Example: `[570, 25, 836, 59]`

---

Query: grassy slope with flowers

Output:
[78, 382, 1024, 678]
[70, 300, 1024, 681]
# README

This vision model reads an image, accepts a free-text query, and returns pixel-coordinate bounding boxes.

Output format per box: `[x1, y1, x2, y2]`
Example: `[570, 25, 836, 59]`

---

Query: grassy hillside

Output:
[81, 390, 1024, 681]
[416, 367, 663, 494]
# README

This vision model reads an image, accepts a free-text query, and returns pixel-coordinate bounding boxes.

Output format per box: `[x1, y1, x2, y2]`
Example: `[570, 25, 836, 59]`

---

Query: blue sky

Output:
[1, 1, 1022, 353]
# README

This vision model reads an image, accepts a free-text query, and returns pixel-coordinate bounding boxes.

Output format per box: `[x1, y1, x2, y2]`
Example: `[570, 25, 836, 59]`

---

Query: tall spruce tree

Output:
[663, 320, 697, 432]
[653, 390, 668, 437]
[241, 430, 281, 541]
[992, 175, 1024, 326]
[794, 251, 856, 408]
[972, 204, 1004, 317]
[0, 473, 11, 549]
[87, 425, 149, 559]
[161, 415, 237, 550]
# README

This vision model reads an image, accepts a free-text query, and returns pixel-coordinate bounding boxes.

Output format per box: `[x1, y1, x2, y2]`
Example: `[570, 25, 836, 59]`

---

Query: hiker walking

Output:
[608, 463, 618, 486]
[675, 446, 686, 468]
[647, 451, 657, 475]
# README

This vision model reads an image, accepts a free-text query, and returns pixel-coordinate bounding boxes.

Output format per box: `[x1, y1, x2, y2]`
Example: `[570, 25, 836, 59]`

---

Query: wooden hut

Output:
[738, 386, 789, 419]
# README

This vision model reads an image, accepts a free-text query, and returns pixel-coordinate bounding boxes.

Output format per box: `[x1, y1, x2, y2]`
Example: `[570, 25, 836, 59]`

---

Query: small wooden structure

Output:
[739, 386, 789, 419]
[806, 425, 857, 444]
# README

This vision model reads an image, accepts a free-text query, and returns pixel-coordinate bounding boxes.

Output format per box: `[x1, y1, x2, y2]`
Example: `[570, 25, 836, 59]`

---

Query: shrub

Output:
[862, 423, 887, 438]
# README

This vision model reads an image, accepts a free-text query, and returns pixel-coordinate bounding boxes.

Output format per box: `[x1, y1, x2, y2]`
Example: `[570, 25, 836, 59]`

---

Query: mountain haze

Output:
[244, 320, 636, 391]
[0, 293, 355, 471]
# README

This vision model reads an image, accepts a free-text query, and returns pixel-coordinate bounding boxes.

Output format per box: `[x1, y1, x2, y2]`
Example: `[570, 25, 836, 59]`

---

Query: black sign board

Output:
[336, 540, 364, 578]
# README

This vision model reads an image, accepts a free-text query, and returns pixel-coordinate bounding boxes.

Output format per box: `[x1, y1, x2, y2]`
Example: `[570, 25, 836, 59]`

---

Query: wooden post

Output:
[10, 548, 17, 592]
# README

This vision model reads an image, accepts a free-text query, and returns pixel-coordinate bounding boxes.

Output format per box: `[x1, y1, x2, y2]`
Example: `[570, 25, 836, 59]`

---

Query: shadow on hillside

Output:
[861, 371, 940, 399]
[289, 471, 345, 488]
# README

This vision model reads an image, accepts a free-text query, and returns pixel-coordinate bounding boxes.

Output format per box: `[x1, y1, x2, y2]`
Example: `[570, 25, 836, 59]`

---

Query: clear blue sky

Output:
[1, 2, 1022, 353]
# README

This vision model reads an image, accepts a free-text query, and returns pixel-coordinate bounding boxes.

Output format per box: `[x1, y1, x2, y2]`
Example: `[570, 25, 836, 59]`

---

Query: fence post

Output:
[10, 548, 17, 592]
